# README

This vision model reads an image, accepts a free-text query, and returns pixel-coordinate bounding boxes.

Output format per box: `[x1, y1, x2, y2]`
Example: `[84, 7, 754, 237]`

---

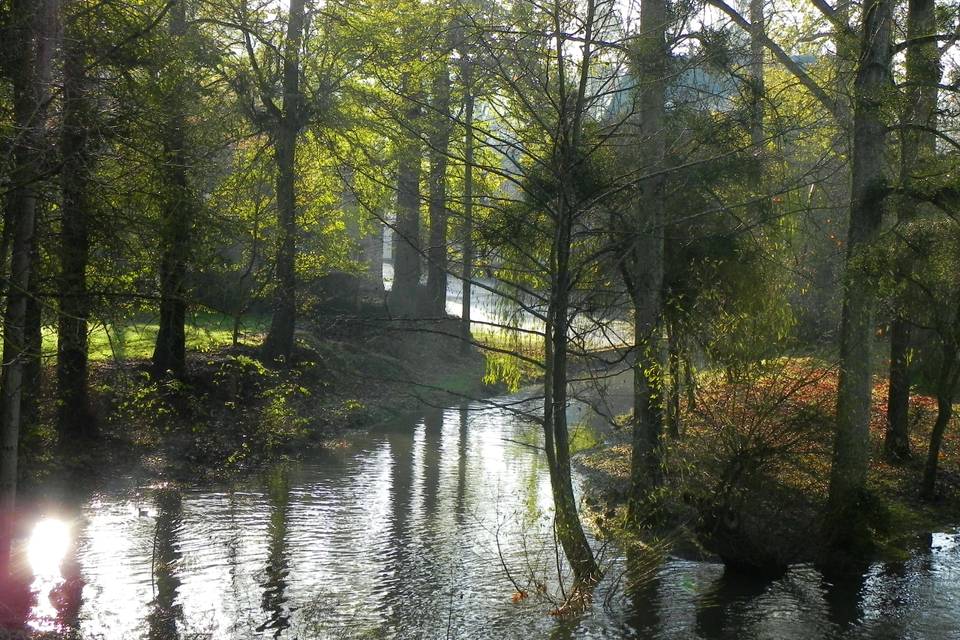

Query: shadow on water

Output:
[257, 466, 292, 637]
[624, 547, 665, 636]
[147, 489, 183, 640]
[694, 567, 777, 639]
[819, 565, 867, 635]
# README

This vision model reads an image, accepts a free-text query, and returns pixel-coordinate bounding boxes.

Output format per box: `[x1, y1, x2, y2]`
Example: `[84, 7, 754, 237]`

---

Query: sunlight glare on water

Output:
[27, 517, 71, 630]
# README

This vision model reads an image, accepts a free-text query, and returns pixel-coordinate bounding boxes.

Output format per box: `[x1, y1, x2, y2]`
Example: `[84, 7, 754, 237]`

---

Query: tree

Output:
[57, 0, 96, 441]
[152, 0, 195, 378]
[260, 0, 307, 362]
[885, 0, 940, 461]
[624, 0, 670, 518]
[0, 0, 55, 580]
[425, 17, 454, 318]
[390, 72, 424, 317]
[827, 0, 894, 550]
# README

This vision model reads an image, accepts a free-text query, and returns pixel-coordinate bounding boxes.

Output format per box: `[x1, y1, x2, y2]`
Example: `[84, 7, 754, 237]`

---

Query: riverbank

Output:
[574, 359, 960, 570]
[19, 315, 489, 499]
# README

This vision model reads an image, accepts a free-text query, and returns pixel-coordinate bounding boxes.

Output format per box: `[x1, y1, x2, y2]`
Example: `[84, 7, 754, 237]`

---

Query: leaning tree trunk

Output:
[426, 52, 452, 319]
[58, 6, 95, 442]
[544, 205, 599, 587]
[0, 0, 50, 580]
[827, 0, 893, 549]
[920, 342, 958, 500]
[262, 0, 305, 363]
[152, 0, 191, 377]
[626, 0, 668, 521]
[886, 0, 940, 461]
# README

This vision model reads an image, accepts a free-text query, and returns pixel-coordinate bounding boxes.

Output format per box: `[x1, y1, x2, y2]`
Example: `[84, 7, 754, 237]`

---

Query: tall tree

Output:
[540, 0, 601, 586]
[390, 74, 424, 317]
[625, 0, 669, 517]
[152, 0, 193, 377]
[261, 0, 307, 361]
[0, 0, 55, 579]
[57, 0, 96, 440]
[425, 30, 453, 319]
[459, 40, 475, 354]
[827, 0, 894, 549]
[885, 0, 940, 461]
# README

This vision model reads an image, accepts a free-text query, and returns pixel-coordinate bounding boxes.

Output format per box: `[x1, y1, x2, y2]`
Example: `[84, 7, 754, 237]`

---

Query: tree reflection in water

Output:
[147, 489, 183, 640]
[258, 465, 292, 637]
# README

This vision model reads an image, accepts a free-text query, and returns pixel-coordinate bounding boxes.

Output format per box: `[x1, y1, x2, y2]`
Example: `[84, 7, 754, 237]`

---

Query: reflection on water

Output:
[147, 490, 183, 640]
[9, 397, 960, 639]
[257, 467, 291, 637]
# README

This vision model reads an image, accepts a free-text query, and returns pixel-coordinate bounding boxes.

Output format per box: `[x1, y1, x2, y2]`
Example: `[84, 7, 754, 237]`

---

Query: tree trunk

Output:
[627, 0, 668, 520]
[886, 318, 912, 459]
[459, 64, 475, 354]
[152, 0, 191, 378]
[262, 0, 305, 363]
[920, 344, 957, 500]
[544, 213, 599, 587]
[666, 322, 681, 438]
[359, 222, 385, 299]
[748, 0, 765, 149]
[426, 53, 452, 318]
[0, 0, 50, 580]
[58, 7, 95, 442]
[391, 82, 423, 318]
[827, 0, 893, 548]
[886, 0, 940, 461]
[21, 225, 42, 439]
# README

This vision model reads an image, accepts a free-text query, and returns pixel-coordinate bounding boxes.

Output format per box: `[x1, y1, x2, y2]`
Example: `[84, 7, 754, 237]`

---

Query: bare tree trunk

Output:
[390, 80, 423, 318]
[426, 52, 452, 318]
[0, 0, 52, 580]
[152, 0, 191, 377]
[626, 0, 668, 520]
[920, 344, 957, 500]
[827, 0, 893, 549]
[886, 0, 940, 461]
[262, 0, 305, 362]
[459, 62, 475, 354]
[58, 4, 95, 442]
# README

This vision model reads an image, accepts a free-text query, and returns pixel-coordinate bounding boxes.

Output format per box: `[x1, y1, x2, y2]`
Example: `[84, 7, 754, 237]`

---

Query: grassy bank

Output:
[20, 315, 488, 494]
[576, 358, 960, 568]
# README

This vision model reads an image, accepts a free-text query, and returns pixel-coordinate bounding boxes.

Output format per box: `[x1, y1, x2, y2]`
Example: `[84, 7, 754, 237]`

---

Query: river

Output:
[10, 394, 960, 639]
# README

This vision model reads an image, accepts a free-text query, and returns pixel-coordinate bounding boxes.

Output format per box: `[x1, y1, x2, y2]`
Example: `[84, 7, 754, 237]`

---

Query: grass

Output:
[40, 312, 269, 362]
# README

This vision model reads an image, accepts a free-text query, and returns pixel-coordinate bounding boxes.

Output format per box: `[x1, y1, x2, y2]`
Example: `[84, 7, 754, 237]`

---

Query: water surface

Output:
[14, 396, 960, 639]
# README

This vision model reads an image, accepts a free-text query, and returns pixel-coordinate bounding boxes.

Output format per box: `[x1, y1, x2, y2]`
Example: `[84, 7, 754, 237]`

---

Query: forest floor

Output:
[19, 313, 490, 500]
[574, 357, 960, 568]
